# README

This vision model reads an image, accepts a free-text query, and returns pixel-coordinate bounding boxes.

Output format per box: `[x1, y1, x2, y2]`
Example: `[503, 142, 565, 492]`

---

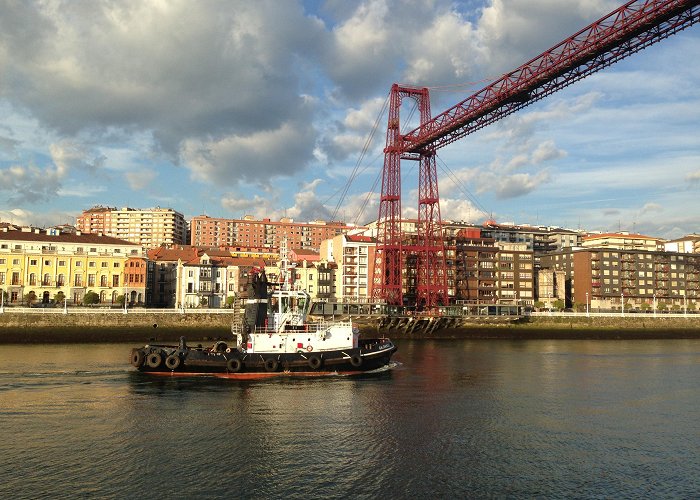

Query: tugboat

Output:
[130, 268, 397, 379]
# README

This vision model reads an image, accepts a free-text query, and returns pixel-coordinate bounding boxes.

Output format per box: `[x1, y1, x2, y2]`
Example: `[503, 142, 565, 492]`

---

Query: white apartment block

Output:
[321, 234, 375, 303]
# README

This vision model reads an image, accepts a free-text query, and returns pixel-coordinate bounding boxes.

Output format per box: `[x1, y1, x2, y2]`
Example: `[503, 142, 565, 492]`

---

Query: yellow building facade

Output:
[0, 227, 144, 306]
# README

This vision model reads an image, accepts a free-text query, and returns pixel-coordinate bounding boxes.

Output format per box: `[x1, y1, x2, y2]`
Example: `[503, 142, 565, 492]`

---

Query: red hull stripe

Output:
[143, 370, 366, 379]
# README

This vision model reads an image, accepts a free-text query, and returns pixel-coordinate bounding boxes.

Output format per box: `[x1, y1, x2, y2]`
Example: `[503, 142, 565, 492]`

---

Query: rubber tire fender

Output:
[146, 351, 162, 368]
[264, 358, 279, 372]
[307, 355, 322, 370]
[131, 350, 145, 368]
[165, 354, 181, 370]
[350, 354, 363, 368]
[227, 357, 243, 373]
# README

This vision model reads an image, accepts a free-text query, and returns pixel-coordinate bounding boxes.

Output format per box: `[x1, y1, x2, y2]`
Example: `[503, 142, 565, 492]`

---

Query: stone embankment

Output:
[0, 310, 236, 343]
[356, 315, 700, 340]
[1, 309, 699, 343]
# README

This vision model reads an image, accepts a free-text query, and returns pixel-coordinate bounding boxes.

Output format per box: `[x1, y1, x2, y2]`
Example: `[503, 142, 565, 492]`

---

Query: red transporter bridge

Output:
[373, 0, 700, 309]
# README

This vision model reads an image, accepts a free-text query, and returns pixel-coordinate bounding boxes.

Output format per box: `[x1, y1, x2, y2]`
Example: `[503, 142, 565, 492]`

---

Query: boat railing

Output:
[230, 319, 355, 336]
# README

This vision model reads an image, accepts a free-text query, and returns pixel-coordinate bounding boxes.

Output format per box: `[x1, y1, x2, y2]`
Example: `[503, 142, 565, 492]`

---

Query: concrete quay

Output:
[0, 308, 698, 343]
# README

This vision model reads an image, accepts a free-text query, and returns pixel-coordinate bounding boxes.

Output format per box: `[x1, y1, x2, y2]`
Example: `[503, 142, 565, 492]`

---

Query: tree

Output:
[553, 299, 565, 311]
[83, 291, 100, 306]
[25, 291, 37, 306]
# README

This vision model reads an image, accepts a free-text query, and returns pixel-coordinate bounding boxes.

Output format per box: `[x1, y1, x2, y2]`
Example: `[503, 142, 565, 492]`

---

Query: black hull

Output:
[131, 338, 397, 378]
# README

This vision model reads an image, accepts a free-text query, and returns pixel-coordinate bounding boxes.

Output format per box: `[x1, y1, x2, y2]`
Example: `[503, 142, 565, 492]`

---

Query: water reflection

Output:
[1, 340, 699, 499]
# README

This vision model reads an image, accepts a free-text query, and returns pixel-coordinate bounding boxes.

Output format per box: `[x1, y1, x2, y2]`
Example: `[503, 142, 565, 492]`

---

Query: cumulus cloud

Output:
[0, 0, 325, 163]
[180, 119, 317, 187]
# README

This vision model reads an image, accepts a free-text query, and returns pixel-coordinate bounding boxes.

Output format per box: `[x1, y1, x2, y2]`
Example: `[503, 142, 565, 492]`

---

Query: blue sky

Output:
[0, 0, 698, 239]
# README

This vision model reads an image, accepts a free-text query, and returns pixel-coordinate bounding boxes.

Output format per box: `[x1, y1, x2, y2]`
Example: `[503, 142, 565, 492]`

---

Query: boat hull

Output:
[131, 338, 397, 379]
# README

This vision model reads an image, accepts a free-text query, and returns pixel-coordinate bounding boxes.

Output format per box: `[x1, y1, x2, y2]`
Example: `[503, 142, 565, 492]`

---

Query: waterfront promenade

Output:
[0, 306, 699, 343]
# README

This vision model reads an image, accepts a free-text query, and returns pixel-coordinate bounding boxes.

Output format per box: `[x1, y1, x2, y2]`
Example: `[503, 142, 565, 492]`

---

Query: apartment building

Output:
[76, 206, 187, 248]
[446, 228, 498, 304]
[581, 232, 660, 251]
[0, 226, 143, 306]
[535, 268, 567, 309]
[190, 215, 358, 251]
[664, 234, 700, 254]
[541, 248, 700, 311]
[147, 245, 268, 308]
[495, 242, 535, 305]
[320, 234, 375, 303]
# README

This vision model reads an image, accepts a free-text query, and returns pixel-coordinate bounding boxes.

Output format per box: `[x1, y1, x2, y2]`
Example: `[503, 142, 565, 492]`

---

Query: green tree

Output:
[24, 291, 38, 306]
[83, 291, 100, 306]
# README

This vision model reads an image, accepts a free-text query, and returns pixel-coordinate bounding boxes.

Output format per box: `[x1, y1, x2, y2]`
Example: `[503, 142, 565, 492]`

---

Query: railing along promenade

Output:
[0, 306, 696, 319]
[0, 306, 238, 315]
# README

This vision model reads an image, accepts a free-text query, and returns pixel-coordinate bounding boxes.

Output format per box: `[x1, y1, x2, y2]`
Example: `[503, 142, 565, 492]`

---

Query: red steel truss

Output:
[374, 0, 699, 307]
[402, 0, 700, 152]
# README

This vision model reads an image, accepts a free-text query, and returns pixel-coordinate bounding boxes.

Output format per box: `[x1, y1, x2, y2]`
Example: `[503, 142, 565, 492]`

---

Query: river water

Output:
[1, 338, 698, 499]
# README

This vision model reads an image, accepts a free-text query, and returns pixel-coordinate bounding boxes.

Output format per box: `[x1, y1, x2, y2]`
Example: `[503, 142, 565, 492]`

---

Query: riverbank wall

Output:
[0, 310, 237, 344]
[1, 309, 699, 343]
[359, 315, 700, 339]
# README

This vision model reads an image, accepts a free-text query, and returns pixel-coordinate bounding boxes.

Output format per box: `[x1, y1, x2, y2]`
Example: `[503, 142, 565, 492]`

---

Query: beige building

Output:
[536, 268, 567, 309]
[76, 206, 187, 248]
[320, 234, 376, 303]
[581, 232, 660, 251]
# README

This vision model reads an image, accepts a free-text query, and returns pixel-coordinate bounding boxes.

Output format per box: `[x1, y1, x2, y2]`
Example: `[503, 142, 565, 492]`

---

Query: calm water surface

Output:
[0, 339, 698, 499]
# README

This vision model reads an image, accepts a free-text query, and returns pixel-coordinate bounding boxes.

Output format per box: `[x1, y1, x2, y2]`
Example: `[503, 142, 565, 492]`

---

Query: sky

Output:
[0, 0, 698, 239]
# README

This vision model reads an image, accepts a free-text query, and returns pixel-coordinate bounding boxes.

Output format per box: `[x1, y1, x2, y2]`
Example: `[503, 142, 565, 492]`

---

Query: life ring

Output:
[350, 354, 363, 368]
[264, 358, 279, 372]
[165, 354, 181, 370]
[307, 355, 322, 370]
[306, 345, 313, 352]
[146, 352, 162, 368]
[131, 350, 144, 368]
[227, 358, 242, 373]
